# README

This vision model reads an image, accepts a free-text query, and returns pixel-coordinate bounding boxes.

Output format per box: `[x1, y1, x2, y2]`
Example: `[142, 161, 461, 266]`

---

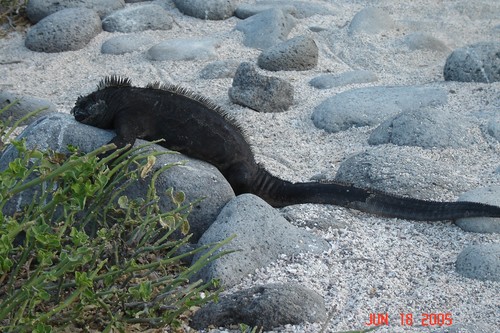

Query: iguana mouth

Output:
[73, 113, 86, 122]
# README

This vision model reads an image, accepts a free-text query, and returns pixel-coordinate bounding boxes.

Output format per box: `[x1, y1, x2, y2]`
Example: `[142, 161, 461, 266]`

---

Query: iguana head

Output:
[71, 91, 114, 128]
[72, 75, 131, 128]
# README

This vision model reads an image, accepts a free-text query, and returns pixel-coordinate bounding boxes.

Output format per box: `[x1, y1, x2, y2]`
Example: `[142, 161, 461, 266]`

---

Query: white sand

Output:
[1, 1, 499, 332]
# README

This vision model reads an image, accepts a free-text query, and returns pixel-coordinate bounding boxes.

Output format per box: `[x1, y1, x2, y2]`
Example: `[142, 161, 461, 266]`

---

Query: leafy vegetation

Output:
[0, 102, 232, 332]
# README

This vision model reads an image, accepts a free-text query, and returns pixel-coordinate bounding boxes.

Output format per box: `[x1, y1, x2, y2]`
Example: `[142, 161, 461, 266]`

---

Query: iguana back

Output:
[72, 76, 500, 221]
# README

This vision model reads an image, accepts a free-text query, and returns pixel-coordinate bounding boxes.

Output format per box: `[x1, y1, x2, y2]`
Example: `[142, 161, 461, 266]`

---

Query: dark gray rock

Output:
[455, 186, 500, 233]
[191, 194, 329, 287]
[147, 38, 218, 61]
[309, 70, 378, 89]
[403, 32, 451, 53]
[235, 1, 335, 19]
[235, 8, 296, 49]
[101, 34, 155, 55]
[257, 35, 318, 71]
[25, 8, 102, 53]
[26, 0, 125, 23]
[487, 116, 500, 141]
[335, 148, 471, 199]
[0, 91, 56, 125]
[0, 113, 234, 242]
[102, 4, 173, 33]
[311, 85, 448, 133]
[455, 243, 500, 281]
[368, 107, 479, 149]
[229, 62, 294, 112]
[190, 283, 327, 330]
[199, 60, 241, 79]
[348, 7, 398, 35]
[172, 0, 239, 20]
[444, 42, 500, 83]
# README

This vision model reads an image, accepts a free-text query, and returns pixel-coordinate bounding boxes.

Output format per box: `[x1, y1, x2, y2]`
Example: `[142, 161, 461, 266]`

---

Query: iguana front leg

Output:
[99, 114, 138, 160]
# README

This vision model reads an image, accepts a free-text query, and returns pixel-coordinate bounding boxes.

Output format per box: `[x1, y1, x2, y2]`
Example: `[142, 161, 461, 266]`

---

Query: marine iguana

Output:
[71, 76, 500, 221]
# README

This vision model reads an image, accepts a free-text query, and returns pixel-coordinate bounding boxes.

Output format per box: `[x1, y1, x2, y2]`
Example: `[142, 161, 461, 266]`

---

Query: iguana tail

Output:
[251, 169, 500, 221]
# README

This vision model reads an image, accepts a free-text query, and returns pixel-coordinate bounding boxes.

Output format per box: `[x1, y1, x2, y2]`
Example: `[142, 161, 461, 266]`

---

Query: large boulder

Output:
[444, 42, 500, 83]
[25, 8, 102, 53]
[190, 283, 327, 330]
[191, 194, 329, 287]
[26, 0, 125, 23]
[172, 0, 240, 20]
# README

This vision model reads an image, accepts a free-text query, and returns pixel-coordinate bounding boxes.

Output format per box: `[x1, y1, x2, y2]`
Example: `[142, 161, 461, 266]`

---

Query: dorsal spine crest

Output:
[143, 80, 243, 131]
[98, 76, 249, 144]
[97, 75, 132, 90]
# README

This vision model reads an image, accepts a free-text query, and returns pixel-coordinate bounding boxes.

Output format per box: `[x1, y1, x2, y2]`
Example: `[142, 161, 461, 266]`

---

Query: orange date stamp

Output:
[365, 312, 453, 327]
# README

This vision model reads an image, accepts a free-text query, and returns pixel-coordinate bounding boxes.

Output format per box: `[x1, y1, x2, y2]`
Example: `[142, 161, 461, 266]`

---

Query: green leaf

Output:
[36, 249, 54, 266]
[33, 323, 53, 333]
[180, 218, 190, 236]
[172, 191, 185, 206]
[118, 196, 129, 209]
[37, 289, 50, 302]
[129, 281, 153, 301]
[0, 256, 13, 274]
[70, 227, 89, 247]
[75, 271, 93, 289]
[32, 224, 61, 249]
[159, 215, 176, 229]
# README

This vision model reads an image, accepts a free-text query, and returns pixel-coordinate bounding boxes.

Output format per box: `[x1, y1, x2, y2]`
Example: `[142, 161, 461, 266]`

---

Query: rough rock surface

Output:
[199, 60, 241, 79]
[335, 148, 471, 199]
[172, 0, 239, 20]
[455, 243, 500, 281]
[348, 7, 398, 35]
[311, 85, 448, 133]
[102, 4, 173, 33]
[26, 0, 125, 23]
[309, 70, 378, 89]
[190, 283, 327, 330]
[229, 62, 294, 112]
[0, 113, 234, 242]
[235, 1, 335, 19]
[257, 35, 318, 71]
[368, 107, 480, 149]
[25, 8, 102, 53]
[191, 194, 329, 287]
[147, 38, 218, 61]
[235, 8, 296, 49]
[444, 42, 500, 83]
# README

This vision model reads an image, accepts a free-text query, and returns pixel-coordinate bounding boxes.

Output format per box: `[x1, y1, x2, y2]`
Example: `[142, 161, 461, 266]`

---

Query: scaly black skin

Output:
[72, 76, 500, 221]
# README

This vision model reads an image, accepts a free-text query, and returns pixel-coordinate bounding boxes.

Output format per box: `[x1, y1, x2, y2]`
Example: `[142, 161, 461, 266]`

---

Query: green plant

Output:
[0, 103, 233, 332]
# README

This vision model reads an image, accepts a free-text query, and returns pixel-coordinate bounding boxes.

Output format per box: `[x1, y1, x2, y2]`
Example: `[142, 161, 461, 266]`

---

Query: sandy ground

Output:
[1, 1, 499, 332]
